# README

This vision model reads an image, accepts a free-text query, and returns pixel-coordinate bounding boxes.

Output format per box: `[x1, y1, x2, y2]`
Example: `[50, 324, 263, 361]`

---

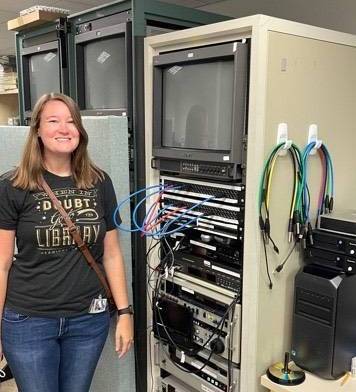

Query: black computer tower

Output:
[291, 264, 356, 379]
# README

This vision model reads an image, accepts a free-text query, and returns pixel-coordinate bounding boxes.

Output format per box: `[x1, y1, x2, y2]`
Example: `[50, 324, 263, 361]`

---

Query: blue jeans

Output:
[2, 307, 110, 392]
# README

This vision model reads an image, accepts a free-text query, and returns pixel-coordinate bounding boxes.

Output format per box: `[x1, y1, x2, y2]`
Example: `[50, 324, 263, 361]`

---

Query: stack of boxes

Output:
[0, 56, 17, 94]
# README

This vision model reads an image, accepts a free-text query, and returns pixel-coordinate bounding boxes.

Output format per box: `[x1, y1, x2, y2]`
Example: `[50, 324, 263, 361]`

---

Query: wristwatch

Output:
[117, 305, 133, 316]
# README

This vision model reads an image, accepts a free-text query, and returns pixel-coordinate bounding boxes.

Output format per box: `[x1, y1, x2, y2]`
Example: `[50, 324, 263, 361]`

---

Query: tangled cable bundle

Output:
[258, 140, 334, 287]
[113, 184, 217, 239]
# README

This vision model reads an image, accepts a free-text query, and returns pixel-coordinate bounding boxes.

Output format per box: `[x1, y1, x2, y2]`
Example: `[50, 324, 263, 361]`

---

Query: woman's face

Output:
[38, 100, 80, 159]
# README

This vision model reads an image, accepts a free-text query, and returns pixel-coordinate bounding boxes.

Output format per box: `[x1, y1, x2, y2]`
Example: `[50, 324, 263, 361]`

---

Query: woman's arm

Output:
[102, 229, 133, 358]
[0, 229, 15, 358]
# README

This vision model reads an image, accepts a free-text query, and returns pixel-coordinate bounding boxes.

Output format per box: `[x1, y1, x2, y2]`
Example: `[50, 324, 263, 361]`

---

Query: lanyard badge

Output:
[88, 294, 108, 313]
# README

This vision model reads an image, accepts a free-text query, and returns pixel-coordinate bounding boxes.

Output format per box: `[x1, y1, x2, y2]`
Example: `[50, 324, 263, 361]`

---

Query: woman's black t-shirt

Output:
[0, 170, 121, 317]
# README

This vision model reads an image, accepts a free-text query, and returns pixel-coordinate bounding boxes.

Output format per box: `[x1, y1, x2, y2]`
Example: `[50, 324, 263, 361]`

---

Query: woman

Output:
[0, 93, 133, 391]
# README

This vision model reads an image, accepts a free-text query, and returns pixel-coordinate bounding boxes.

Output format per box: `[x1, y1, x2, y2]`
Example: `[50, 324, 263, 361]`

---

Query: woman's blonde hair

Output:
[12, 93, 103, 190]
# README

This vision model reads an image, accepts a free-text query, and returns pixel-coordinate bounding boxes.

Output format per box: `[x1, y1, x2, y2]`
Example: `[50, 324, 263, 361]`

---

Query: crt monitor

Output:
[21, 39, 63, 118]
[75, 12, 131, 116]
[82, 36, 126, 111]
[162, 60, 234, 151]
[152, 41, 249, 181]
[28, 50, 61, 107]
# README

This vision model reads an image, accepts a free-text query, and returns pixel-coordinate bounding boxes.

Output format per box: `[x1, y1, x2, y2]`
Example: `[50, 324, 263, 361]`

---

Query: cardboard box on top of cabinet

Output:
[7, 10, 63, 31]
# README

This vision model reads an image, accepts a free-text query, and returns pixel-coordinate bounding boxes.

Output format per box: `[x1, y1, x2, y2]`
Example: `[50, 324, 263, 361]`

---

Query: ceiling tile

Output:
[0, 0, 240, 55]
[53, 0, 103, 13]
[199, 0, 228, 4]
[0, 0, 55, 13]
[160, 0, 229, 7]
[70, 0, 109, 5]
[160, 0, 208, 7]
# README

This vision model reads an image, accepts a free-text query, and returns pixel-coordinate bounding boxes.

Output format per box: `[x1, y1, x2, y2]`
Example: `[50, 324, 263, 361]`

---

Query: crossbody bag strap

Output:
[41, 179, 114, 303]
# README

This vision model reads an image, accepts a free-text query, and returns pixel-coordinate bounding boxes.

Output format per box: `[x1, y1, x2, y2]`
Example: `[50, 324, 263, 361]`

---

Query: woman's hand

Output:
[115, 314, 134, 358]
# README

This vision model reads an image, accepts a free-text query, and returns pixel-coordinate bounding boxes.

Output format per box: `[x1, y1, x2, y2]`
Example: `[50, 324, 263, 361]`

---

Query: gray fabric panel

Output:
[83, 116, 135, 392]
[0, 117, 135, 392]
[0, 126, 30, 171]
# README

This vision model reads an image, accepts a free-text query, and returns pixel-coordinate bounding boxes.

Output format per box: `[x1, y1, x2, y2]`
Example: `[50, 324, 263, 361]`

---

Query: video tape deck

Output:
[305, 229, 356, 274]
[318, 211, 356, 237]
[153, 275, 241, 364]
[305, 246, 356, 274]
[156, 342, 240, 392]
[166, 228, 242, 294]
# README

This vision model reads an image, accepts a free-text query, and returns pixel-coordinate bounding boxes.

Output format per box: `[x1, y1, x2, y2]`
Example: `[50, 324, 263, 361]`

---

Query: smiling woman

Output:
[0, 93, 133, 392]
[12, 93, 104, 190]
[38, 99, 80, 161]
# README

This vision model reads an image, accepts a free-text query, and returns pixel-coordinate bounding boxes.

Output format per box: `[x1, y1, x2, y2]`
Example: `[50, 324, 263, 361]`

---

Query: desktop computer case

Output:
[291, 266, 356, 379]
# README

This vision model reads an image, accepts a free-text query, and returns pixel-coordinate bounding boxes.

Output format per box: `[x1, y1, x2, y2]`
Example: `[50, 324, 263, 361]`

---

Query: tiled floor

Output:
[0, 361, 17, 392]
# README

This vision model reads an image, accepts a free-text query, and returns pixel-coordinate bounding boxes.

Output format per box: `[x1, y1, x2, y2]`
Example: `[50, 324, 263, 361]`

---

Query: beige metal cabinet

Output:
[144, 15, 356, 392]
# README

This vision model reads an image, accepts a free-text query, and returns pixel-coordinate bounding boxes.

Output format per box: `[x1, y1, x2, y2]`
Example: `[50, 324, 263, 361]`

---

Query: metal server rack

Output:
[66, 3, 229, 392]
[145, 26, 249, 392]
[152, 176, 245, 392]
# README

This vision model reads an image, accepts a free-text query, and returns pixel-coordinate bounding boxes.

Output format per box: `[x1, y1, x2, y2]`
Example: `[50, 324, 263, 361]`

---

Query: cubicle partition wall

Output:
[0, 116, 134, 392]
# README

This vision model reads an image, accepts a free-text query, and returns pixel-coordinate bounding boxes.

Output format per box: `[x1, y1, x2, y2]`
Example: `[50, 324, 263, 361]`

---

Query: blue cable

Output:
[321, 144, 334, 197]
[131, 187, 167, 232]
[301, 141, 334, 225]
[132, 185, 182, 232]
[141, 203, 176, 232]
[147, 214, 200, 239]
[161, 195, 214, 236]
[114, 184, 167, 232]
[151, 208, 197, 239]
[140, 194, 215, 237]
[114, 183, 219, 238]
[139, 199, 171, 233]
[301, 142, 316, 222]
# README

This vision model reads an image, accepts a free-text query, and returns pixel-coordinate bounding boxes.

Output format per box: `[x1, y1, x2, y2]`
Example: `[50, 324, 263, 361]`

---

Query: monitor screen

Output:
[162, 60, 234, 151]
[155, 298, 193, 341]
[29, 51, 60, 107]
[83, 36, 126, 110]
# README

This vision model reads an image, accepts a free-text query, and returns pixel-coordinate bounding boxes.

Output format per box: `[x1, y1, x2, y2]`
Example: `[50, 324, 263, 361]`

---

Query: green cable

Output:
[258, 143, 285, 213]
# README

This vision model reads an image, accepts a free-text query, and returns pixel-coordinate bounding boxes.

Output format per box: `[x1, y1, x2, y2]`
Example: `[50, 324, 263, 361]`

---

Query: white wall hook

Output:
[277, 123, 292, 156]
[282, 140, 292, 150]
[308, 124, 323, 155]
